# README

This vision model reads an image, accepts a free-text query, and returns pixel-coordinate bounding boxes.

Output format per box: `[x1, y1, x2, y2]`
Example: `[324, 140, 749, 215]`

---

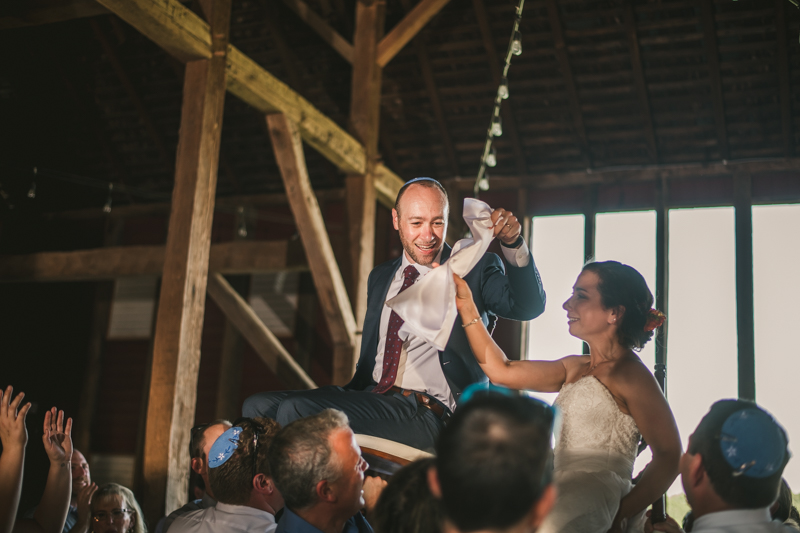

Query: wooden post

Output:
[214, 275, 248, 421]
[266, 113, 357, 384]
[734, 173, 755, 401]
[654, 176, 669, 382]
[582, 185, 596, 355]
[346, 0, 386, 376]
[141, 0, 231, 520]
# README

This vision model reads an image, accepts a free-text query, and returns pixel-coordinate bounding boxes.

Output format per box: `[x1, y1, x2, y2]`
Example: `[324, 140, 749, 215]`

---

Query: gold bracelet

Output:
[462, 317, 481, 328]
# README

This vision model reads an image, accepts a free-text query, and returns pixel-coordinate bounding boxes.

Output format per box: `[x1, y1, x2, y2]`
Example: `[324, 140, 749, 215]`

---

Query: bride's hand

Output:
[453, 274, 476, 314]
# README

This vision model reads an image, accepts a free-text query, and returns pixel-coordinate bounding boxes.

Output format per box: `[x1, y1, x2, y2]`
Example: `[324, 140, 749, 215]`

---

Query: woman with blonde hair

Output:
[90, 484, 146, 533]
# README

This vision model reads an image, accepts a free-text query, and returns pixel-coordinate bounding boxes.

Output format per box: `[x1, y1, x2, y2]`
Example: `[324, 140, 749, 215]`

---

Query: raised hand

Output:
[490, 208, 521, 245]
[74, 482, 98, 527]
[362, 475, 388, 515]
[42, 407, 73, 466]
[453, 274, 476, 314]
[0, 386, 32, 451]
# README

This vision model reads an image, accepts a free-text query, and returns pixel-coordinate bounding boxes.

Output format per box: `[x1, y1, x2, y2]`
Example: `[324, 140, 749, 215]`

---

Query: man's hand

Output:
[42, 407, 73, 467]
[0, 385, 31, 452]
[362, 475, 388, 515]
[644, 510, 684, 533]
[490, 208, 521, 245]
[74, 482, 98, 529]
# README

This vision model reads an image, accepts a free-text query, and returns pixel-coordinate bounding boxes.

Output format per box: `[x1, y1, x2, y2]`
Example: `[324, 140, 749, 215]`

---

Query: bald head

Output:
[70, 449, 90, 496]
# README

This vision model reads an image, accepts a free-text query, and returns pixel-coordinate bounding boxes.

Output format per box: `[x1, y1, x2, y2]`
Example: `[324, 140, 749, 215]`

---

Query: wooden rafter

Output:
[93, 0, 405, 206]
[267, 113, 357, 384]
[623, 0, 659, 163]
[90, 18, 171, 168]
[0, 241, 308, 282]
[473, 0, 528, 175]
[207, 273, 317, 390]
[279, 0, 353, 64]
[399, 0, 458, 176]
[376, 0, 452, 67]
[775, 0, 794, 157]
[699, 0, 729, 160]
[545, 0, 591, 168]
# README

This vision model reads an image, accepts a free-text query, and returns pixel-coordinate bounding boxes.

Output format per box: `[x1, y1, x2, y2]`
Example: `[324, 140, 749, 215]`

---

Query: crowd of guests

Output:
[1, 382, 798, 533]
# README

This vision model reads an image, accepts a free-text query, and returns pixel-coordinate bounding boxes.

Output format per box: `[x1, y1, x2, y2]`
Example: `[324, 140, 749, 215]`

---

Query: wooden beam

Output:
[623, 0, 659, 163]
[775, 0, 794, 157]
[207, 273, 317, 390]
[545, 0, 592, 168]
[374, 163, 405, 209]
[346, 0, 385, 372]
[214, 275, 248, 420]
[473, 0, 528, 175]
[90, 19, 172, 168]
[699, 0, 729, 160]
[376, 0, 452, 67]
[444, 158, 800, 191]
[141, 0, 231, 517]
[278, 0, 354, 64]
[267, 113, 357, 384]
[734, 172, 755, 401]
[0, 0, 108, 29]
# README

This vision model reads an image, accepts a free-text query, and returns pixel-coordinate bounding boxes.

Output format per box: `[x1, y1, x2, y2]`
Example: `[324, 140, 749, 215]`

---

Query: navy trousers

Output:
[242, 386, 444, 452]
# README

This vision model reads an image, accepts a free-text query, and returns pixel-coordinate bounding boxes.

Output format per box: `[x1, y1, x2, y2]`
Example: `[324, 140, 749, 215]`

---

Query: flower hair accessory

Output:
[644, 309, 666, 332]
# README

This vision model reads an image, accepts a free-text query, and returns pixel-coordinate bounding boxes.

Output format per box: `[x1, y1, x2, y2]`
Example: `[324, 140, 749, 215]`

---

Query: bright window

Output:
[526, 214, 585, 403]
[753, 204, 800, 491]
[666, 207, 737, 493]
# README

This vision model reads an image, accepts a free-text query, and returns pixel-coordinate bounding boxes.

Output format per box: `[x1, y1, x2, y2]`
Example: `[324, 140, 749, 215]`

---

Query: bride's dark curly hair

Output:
[582, 261, 655, 351]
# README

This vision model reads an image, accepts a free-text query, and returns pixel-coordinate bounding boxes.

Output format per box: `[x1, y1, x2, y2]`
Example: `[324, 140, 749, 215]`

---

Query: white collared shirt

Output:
[693, 508, 797, 533]
[372, 241, 530, 412]
[169, 502, 277, 533]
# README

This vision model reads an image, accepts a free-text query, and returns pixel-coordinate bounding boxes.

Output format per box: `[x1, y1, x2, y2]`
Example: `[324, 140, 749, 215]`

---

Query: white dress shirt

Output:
[169, 502, 277, 533]
[692, 508, 797, 533]
[372, 240, 530, 412]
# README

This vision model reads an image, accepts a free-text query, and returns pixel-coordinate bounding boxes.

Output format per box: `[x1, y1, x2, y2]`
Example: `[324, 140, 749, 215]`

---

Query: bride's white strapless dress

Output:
[538, 376, 645, 533]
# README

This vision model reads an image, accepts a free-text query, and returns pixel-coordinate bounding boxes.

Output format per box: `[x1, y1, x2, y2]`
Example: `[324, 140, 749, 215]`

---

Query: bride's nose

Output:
[562, 297, 570, 311]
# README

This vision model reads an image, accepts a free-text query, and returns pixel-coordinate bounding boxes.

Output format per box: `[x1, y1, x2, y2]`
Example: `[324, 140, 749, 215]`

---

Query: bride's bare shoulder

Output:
[561, 354, 590, 381]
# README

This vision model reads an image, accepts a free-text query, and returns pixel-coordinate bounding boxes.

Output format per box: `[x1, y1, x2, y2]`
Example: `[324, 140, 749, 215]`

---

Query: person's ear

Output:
[253, 474, 275, 494]
[427, 466, 442, 499]
[526, 484, 557, 530]
[190, 457, 204, 475]
[610, 306, 625, 325]
[687, 453, 705, 490]
[316, 479, 336, 503]
[392, 208, 400, 230]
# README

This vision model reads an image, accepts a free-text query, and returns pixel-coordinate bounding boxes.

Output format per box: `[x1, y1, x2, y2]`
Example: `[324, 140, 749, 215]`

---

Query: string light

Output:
[474, 0, 526, 197]
[103, 183, 113, 213]
[237, 205, 248, 238]
[28, 167, 37, 199]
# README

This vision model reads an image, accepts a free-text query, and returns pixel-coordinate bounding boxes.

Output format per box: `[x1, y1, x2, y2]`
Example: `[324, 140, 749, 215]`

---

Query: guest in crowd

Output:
[646, 400, 793, 533]
[370, 458, 443, 533]
[169, 418, 282, 533]
[90, 484, 145, 533]
[429, 390, 557, 533]
[155, 420, 231, 533]
[267, 409, 386, 533]
[1, 387, 33, 533]
[244, 177, 546, 452]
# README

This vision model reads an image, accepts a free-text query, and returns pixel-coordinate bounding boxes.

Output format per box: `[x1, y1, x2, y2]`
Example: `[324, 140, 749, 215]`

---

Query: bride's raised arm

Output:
[454, 274, 569, 392]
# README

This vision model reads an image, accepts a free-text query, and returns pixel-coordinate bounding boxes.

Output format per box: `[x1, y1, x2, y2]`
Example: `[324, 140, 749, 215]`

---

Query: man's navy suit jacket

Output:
[345, 243, 546, 402]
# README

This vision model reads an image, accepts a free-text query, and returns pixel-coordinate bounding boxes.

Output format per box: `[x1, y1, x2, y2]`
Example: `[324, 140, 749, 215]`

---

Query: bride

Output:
[454, 260, 681, 533]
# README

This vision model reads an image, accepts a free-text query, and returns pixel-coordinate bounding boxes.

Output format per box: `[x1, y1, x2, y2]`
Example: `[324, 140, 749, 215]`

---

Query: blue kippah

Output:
[719, 409, 787, 479]
[208, 426, 243, 469]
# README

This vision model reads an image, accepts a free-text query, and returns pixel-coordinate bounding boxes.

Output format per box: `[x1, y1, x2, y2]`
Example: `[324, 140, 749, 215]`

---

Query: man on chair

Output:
[243, 177, 546, 451]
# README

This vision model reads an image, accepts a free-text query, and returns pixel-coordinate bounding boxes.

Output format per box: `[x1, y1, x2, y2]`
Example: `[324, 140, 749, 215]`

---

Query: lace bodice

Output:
[553, 376, 640, 476]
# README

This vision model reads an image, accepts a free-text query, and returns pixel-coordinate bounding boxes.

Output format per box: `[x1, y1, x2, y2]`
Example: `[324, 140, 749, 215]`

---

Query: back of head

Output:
[371, 458, 443, 533]
[582, 261, 656, 350]
[92, 483, 147, 533]
[267, 409, 350, 511]
[435, 393, 554, 532]
[689, 400, 790, 508]
[190, 419, 232, 460]
[207, 417, 281, 506]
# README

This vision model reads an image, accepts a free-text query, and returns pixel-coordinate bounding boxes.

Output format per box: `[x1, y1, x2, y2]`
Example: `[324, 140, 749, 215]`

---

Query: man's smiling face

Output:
[393, 183, 448, 266]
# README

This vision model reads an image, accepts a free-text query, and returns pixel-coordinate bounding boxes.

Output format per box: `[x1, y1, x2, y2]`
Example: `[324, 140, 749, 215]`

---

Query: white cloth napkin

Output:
[386, 198, 496, 351]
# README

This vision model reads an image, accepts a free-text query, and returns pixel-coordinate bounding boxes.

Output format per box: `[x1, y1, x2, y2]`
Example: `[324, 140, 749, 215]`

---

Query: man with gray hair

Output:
[267, 409, 385, 533]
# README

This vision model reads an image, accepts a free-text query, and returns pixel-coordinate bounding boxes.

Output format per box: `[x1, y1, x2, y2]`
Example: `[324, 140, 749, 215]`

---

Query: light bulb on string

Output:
[490, 115, 503, 137]
[103, 183, 113, 213]
[485, 146, 497, 167]
[478, 173, 490, 191]
[237, 206, 248, 238]
[511, 30, 522, 55]
[498, 78, 509, 100]
[28, 167, 37, 199]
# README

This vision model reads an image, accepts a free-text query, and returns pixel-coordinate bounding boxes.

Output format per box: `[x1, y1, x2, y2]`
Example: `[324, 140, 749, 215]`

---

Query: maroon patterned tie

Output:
[373, 265, 420, 394]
